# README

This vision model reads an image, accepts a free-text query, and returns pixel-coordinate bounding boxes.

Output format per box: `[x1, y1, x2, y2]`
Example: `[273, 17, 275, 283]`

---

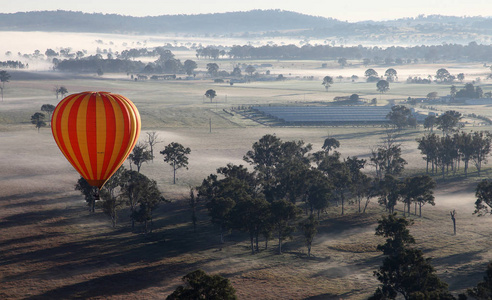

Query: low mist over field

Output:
[4, 7, 492, 300]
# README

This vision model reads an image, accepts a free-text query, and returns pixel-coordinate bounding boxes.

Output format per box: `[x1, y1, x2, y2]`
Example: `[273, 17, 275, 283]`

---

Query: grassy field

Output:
[2, 62, 492, 299]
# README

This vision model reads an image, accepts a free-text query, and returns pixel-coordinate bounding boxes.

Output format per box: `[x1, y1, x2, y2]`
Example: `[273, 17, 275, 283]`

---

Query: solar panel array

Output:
[253, 106, 392, 123]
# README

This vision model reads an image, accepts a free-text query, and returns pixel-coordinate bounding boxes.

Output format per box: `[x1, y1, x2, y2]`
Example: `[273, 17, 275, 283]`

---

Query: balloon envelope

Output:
[51, 91, 141, 189]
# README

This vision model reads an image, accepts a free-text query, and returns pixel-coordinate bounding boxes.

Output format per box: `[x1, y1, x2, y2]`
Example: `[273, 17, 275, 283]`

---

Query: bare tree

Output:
[450, 210, 456, 235]
[146, 131, 161, 162]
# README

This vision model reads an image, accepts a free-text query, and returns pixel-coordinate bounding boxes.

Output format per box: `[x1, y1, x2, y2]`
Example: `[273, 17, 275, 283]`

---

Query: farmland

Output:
[3, 35, 492, 299]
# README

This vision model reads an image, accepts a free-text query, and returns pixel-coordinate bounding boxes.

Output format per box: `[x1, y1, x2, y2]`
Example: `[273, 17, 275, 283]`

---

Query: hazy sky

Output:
[3, 0, 492, 22]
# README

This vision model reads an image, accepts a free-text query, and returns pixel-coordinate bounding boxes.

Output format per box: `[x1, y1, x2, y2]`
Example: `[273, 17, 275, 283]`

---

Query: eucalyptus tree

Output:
[322, 137, 340, 154]
[128, 142, 153, 173]
[99, 166, 126, 227]
[160, 142, 191, 184]
[205, 89, 216, 102]
[0, 70, 11, 101]
[317, 152, 351, 215]
[41, 104, 56, 125]
[376, 79, 390, 94]
[436, 110, 462, 136]
[401, 175, 436, 217]
[322, 75, 333, 91]
[299, 215, 319, 258]
[31, 112, 46, 132]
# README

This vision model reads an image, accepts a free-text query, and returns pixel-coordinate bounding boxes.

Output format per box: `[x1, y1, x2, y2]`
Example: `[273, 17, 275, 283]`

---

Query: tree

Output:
[450, 210, 457, 235]
[57, 86, 68, 99]
[0, 70, 11, 101]
[243, 134, 283, 184]
[231, 196, 270, 254]
[385, 68, 397, 82]
[377, 80, 390, 94]
[128, 142, 152, 173]
[322, 76, 333, 91]
[376, 175, 401, 214]
[450, 85, 457, 99]
[270, 199, 300, 254]
[337, 57, 347, 67]
[206, 63, 219, 76]
[373, 133, 407, 177]
[99, 166, 126, 227]
[304, 168, 332, 218]
[41, 104, 56, 125]
[424, 115, 437, 132]
[160, 142, 191, 184]
[183, 59, 197, 75]
[231, 66, 242, 77]
[205, 89, 217, 102]
[386, 105, 411, 130]
[299, 215, 318, 258]
[318, 152, 351, 215]
[457, 72, 465, 82]
[245, 65, 256, 76]
[146, 131, 161, 162]
[369, 214, 453, 300]
[132, 177, 164, 234]
[436, 110, 462, 136]
[416, 133, 439, 174]
[189, 188, 199, 233]
[427, 92, 439, 100]
[349, 93, 360, 103]
[401, 175, 436, 217]
[365, 68, 378, 78]
[166, 269, 237, 300]
[436, 68, 451, 82]
[45, 48, 59, 57]
[467, 262, 492, 299]
[474, 180, 492, 216]
[322, 137, 340, 154]
[31, 112, 46, 132]
[471, 131, 492, 176]
[75, 177, 99, 212]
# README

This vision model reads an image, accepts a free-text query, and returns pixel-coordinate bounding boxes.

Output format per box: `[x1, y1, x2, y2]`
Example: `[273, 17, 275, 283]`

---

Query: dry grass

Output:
[2, 64, 492, 299]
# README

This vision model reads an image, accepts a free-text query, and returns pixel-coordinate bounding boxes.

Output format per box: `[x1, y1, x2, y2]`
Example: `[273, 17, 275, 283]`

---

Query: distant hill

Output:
[0, 10, 345, 34]
[2, 10, 492, 45]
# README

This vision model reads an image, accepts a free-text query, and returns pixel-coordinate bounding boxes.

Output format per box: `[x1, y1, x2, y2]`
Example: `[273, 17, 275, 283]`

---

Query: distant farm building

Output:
[252, 106, 426, 125]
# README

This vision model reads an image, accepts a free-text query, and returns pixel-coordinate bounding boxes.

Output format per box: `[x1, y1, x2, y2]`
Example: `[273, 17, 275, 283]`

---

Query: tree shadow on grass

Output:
[24, 261, 200, 300]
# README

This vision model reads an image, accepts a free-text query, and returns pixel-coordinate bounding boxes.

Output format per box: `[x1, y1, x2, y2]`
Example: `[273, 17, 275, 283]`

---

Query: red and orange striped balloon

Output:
[51, 91, 141, 189]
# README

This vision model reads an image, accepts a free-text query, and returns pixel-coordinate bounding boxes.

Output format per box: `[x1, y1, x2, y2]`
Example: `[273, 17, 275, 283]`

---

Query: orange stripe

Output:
[65, 95, 90, 180]
[95, 94, 107, 180]
[73, 94, 92, 180]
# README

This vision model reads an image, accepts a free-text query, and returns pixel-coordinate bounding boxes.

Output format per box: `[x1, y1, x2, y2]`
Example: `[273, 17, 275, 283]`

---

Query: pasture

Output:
[2, 59, 492, 299]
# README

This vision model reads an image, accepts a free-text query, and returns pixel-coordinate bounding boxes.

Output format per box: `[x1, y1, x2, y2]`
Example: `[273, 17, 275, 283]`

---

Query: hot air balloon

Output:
[51, 91, 141, 189]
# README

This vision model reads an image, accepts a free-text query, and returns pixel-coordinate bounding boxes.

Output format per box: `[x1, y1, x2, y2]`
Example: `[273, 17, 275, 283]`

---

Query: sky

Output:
[2, 0, 492, 22]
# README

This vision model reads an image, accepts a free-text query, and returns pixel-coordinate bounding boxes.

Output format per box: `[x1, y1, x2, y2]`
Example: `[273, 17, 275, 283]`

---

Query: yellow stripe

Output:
[120, 97, 139, 162]
[51, 97, 69, 159]
[103, 95, 125, 179]
[61, 97, 89, 179]
[77, 94, 93, 179]
[95, 95, 106, 180]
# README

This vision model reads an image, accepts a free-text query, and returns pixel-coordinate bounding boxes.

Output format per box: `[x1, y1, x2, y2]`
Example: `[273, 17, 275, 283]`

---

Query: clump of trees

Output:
[196, 133, 436, 256]
[417, 111, 491, 177]
[166, 269, 237, 300]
